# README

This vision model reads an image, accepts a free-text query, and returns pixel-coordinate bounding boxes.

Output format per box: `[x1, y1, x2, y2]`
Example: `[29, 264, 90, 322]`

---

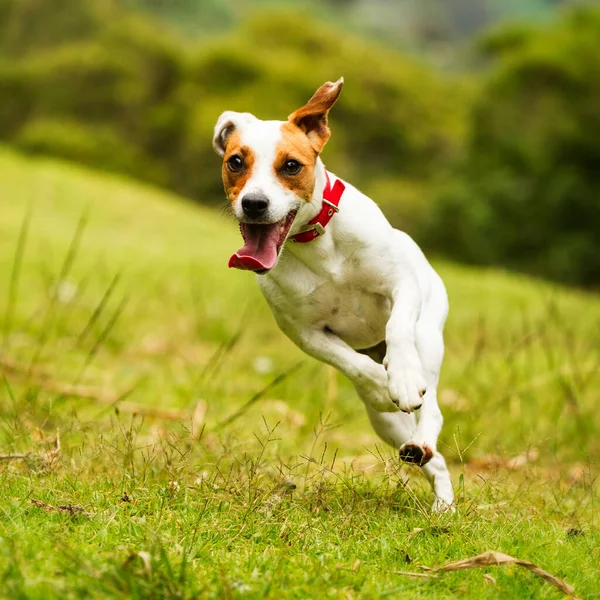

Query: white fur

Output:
[214, 114, 454, 511]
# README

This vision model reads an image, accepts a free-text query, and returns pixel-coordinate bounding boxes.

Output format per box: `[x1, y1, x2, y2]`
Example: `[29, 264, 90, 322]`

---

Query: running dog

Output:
[213, 78, 453, 510]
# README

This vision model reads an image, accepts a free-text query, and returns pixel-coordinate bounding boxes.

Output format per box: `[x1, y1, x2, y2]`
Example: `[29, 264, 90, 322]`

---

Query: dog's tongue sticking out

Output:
[229, 223, 281, 272]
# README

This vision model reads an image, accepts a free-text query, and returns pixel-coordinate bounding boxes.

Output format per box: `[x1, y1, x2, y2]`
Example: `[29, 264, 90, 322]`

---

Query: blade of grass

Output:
[27, 211, 88, 375]
[76, 272, 121, 347]
[214, 360, 304, 430]
[2, 204, 32, 348]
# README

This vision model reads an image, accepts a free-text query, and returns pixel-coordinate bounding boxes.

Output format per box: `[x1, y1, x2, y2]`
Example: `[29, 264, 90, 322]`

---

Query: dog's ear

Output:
[288, 78, 344, 153]
[213, 111, 254, 156]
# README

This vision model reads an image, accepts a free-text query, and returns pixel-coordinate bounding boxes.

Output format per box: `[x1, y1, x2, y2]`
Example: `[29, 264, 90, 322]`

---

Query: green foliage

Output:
[424, 7, 600, 286]
[2, 0, 600, 286]
[129, 0, 569, 51]
[0, 2, 467, 210]
[14, 118, 158, 179]
[0, 0, 113, 57]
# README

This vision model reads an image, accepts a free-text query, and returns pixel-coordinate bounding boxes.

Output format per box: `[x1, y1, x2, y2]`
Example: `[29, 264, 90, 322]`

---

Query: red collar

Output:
[290, 171, 345, 243]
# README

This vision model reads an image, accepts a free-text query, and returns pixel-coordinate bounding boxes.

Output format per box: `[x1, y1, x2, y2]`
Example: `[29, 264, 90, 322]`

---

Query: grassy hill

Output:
[1, 148, 599, 598]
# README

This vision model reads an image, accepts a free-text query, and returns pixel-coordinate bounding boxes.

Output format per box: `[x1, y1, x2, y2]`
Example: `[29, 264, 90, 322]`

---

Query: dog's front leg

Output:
[384, 273, 428, 414]
[276, 318, 400, 413]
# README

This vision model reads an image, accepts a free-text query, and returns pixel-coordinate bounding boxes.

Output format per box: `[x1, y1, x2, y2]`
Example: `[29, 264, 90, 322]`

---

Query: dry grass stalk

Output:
[1, 355, 191, 420]
[30, 498, 88, 516]
[421, 550, 580, 599]
[1, 430, 61, 470]
[0, 453, 30, 460]
[393, 570, 438, 579]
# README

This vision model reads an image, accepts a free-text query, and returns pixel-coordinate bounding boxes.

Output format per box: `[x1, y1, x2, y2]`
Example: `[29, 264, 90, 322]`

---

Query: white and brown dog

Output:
[213, 78, 453, 510]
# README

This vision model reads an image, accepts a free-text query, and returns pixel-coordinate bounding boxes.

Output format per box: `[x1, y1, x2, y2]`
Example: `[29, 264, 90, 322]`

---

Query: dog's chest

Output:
[263, 253, 391, 349]
[318, 282, 390, 348]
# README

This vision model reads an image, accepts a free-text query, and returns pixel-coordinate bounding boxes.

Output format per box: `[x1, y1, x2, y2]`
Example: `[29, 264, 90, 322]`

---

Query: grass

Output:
[0, 147, 599, 599]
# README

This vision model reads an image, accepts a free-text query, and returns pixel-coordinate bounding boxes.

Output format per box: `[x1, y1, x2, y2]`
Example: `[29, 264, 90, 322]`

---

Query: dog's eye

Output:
[227, 154, 244, 173]
[282, 159, 302, 176]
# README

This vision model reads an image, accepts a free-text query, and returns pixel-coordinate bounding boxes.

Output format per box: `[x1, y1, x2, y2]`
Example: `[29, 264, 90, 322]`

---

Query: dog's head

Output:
[213, 78, 343, 273]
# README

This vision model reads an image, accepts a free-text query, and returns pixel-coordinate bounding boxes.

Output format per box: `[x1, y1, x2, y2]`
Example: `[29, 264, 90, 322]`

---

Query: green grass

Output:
[0, 147, 599, 599]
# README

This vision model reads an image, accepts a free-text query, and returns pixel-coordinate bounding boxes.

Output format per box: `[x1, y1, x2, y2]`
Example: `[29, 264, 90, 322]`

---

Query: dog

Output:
[213, 78, 453, 510]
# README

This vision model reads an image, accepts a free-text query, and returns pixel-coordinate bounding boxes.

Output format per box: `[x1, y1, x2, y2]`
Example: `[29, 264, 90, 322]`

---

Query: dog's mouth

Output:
[228, 211, 297, 273]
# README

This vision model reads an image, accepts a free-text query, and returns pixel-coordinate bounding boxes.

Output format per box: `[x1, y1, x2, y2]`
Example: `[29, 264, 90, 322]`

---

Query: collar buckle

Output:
[294, 222, 326, 240]
[322, 199, 339, 213]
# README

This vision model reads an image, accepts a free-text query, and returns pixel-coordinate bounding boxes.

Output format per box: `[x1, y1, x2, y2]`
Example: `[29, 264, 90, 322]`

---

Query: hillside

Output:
[1, 149, 599, 598]
[3, 2, 600, 287]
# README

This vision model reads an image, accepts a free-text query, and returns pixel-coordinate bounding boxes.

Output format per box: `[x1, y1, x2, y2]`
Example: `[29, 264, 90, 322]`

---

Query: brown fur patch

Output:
[288, 78, 343, 153]
[275, 122, 319, 202]
[221, 129, 255, 204]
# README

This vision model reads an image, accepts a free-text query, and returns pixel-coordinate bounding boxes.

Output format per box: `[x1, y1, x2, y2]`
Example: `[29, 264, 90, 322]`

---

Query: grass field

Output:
[1, 147, 599, 599]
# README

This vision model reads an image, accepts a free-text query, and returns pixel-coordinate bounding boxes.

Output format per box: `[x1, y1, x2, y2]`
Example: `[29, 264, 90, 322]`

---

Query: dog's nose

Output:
[241, 194, 269, 219]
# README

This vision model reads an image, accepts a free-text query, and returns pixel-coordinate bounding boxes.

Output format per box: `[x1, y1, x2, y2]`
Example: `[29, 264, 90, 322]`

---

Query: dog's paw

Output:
[387, 364, 428, 413]
[399, 442, 434, 466]
[431, 497, 455, 513]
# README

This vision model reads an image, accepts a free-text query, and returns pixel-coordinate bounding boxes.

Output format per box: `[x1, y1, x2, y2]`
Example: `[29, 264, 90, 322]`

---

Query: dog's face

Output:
[213, 78, 343, 273]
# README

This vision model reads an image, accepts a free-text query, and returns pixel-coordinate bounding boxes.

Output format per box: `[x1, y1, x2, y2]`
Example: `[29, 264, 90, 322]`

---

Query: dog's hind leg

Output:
[401, 278, 454, 510]
[421, 449, 454, 511]
[363, 403, 416, 449]
[359, 274, 454, 510]
[362, 403, 453, 511]
[400, 279, 447, 465]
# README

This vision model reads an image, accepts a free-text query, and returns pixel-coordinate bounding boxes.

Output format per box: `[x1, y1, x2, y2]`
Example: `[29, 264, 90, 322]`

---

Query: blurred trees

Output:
[0, 1, 466, 208]
[0, 0, 599, 286]
[0, 0, 110, 57]
[127, 0, 581, 51]
[423, 8, 600, 286]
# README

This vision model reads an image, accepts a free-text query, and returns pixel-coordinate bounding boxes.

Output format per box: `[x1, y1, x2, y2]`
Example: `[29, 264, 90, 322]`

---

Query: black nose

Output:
[241, 194, 269, 219]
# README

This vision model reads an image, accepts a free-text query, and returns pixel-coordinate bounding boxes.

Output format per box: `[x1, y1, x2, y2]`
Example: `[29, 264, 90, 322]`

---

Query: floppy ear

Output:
[212, 111, 254, 156]
[288, 77, 344, 152]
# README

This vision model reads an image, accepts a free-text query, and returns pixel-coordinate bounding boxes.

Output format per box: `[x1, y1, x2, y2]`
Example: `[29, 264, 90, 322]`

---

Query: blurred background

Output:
[1, 0, 599, 287]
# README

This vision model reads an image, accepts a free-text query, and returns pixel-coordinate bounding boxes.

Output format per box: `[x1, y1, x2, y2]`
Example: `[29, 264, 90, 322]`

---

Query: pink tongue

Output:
[229, 223, 280, 272]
